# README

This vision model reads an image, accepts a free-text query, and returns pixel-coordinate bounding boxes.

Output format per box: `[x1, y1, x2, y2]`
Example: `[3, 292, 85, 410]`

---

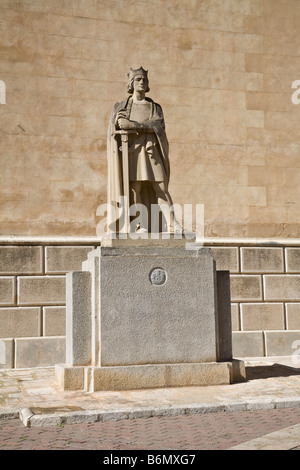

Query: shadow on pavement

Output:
[246, 364, 300, 381]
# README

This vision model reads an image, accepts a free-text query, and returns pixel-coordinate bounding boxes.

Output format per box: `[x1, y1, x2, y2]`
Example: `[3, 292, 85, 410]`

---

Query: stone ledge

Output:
[56, 360, 246, 392]
[18, 396, 300, 428]
[0, 237, 100, 246]
[0, 236, 299, 247]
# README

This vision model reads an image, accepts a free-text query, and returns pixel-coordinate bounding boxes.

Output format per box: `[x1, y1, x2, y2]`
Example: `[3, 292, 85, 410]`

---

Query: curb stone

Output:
[12, 398, 300, 427]
[0, 409, 20, 420]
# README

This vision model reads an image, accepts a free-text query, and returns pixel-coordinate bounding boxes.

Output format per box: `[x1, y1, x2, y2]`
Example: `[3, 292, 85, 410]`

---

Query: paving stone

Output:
[2, 408, 300, 450]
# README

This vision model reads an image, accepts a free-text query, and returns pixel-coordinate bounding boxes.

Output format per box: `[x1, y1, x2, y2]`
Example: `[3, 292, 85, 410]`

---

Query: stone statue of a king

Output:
[107, 66, 182, 234]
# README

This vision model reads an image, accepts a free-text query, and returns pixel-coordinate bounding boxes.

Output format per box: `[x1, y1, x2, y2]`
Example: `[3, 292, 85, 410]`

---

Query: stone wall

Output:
[210, 240, 300, 358]
[0, 238, 299, 369]
[1, 1, 300, 367]
[0, 0, 300, 239]
[0, 239, 97, 368]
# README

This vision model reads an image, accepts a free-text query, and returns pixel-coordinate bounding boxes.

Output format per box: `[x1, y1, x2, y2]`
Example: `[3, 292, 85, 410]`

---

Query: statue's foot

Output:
[173, 221, 196, 239]
[173, 220, 183, 234]
[136, 227, 148, 234]
[183, 229, 196, 240]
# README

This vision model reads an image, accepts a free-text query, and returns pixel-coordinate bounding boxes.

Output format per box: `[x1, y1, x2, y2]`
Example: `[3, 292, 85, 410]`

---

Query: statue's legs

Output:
[130, 181, 143, 205]
[130, 181, 182, 233]
[130, 181, 148, 232]
[151, 181, 181, 232]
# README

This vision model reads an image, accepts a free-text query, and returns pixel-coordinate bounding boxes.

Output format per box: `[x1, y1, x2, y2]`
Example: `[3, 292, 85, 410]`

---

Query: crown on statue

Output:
[127, 66, 148, 80]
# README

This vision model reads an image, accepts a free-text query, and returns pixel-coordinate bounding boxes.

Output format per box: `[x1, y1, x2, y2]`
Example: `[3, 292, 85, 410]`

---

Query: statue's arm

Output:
[115, 101, 165, 133]
[116, 117, 154, 132]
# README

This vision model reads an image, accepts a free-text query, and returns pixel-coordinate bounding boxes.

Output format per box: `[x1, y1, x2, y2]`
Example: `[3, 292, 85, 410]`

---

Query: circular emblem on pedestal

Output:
[149, 268, 167, 286]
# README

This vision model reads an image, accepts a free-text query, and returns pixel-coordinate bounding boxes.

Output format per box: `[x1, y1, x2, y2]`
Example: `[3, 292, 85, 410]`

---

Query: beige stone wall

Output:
[0, 0, 300, 238]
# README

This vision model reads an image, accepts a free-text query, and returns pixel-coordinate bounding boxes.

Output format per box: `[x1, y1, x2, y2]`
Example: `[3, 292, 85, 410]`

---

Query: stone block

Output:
[241, 303, 285, 330]
[0, 307, 41, 337]
[55, 364, 84, 391]
[210, 247, 239, 273]
[264, 275, 300, 301]
[15, 336, 66, 368]
[98, 246, 218, 366]
[0, 338, 14, 369]
[231, 303, 240, 331]
[92, 362, 233, 391]
[265, 331, 300, 357]
[232, 331, 265, 357]
[286, 248, 300, 273]
[216, 271, 232, 361]
[230, 275, 262, 301]
[0, 246, 42, 274]
[248, 165, 286, 187]
[57, 362, 233, 392]
[18, 276, 66, 305]
[58, 360, 246, 391]
[66, 271, 91, 366]
[241, 247, 284, 273]
[230, 359, 247, 384]
[286, 303, 300, 330]
[45, 246, 95, 273]
[43, 306, 66, 336]
[82, 248, 100, 365]
[0, 276, 15, 306]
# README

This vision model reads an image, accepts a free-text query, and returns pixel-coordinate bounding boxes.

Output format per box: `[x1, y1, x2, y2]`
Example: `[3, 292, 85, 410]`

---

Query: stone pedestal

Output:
[56, 237, 245, 391]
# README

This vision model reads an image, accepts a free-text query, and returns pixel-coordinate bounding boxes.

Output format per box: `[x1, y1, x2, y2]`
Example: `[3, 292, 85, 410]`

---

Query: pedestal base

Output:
[56, 360, 246, 392]
[58, 241, 242, 393]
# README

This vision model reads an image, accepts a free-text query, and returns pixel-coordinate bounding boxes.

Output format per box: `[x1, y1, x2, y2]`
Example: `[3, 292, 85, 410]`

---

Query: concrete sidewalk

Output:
[1, 356, 300, 436]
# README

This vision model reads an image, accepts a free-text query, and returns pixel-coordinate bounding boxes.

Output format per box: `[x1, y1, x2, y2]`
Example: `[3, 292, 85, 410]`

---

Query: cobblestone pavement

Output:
[2, 357, 300, 451]
[1, 407, 300, 450]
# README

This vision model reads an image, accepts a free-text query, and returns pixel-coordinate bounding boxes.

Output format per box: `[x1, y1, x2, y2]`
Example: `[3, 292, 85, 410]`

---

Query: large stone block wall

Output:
[0, 240, 97, 368]
[0, 0, 300, 239]
[0, 238, 299, 369]
[210, 241, 300, 358]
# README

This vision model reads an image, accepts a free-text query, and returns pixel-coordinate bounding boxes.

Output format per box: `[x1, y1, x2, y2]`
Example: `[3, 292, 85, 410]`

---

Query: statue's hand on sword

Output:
[117, 118, 136, 130]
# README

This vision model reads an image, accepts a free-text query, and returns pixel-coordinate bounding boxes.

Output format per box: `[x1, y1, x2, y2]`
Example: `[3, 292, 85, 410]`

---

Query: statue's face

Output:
[133, 74, 148, 93]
